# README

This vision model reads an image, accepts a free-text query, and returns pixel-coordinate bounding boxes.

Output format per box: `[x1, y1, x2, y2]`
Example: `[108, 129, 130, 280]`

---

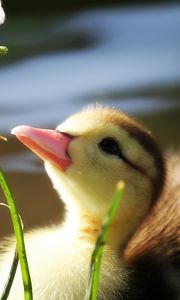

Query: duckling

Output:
[0, 106, 179, 299]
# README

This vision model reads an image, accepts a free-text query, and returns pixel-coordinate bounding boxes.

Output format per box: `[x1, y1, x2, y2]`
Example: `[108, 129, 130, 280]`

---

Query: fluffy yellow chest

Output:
[0, 226, 127, 300]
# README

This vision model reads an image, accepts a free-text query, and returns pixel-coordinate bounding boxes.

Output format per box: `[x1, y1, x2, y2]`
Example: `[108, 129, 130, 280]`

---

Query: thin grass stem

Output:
[0, 203, 19, 300]
[85, 181, 125, 300]
[0, 247, 19, 300]
[0, 168, 33, 300]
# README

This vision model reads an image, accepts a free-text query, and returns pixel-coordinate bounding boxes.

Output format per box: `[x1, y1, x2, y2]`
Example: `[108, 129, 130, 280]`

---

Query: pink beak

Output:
[11, 126, 72, 171]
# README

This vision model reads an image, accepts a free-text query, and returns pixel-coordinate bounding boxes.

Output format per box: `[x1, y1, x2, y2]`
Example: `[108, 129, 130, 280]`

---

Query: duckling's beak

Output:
[11, 126, 72, 171]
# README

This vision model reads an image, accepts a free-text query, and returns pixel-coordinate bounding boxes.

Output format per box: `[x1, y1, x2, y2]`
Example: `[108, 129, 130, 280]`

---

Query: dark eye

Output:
[98, 137, 121, 156]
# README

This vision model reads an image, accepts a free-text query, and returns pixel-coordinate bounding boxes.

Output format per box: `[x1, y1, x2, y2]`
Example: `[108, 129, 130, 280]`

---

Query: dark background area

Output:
[4, 0, 179, 13]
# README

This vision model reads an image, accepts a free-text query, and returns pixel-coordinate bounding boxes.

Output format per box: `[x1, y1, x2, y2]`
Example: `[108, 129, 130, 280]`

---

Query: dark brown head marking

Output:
[120, 122, 165, 204]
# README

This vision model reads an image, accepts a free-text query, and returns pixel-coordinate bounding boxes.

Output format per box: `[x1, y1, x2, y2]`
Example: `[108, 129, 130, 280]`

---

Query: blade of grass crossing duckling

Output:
[0, 168, 33, 300]
[85, 181, 125, 300]
[0, 246, 19, 300]
[0, 203, 19, 300]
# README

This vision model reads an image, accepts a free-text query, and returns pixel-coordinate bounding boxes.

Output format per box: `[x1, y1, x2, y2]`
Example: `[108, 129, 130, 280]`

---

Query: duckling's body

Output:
[0, 106, 179, 299]
[123, 151, 180, 299]
[0, 225, 127, 300]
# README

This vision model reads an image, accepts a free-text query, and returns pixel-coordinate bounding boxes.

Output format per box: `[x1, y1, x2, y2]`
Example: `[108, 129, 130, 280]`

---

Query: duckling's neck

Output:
[64, 207, 132, 253]
[56, 208, 129, 300]
[45, 163, 149, 252]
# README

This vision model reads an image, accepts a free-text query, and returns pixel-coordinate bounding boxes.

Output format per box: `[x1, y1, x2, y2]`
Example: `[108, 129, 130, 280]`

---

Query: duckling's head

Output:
[12, 106, 165, 248]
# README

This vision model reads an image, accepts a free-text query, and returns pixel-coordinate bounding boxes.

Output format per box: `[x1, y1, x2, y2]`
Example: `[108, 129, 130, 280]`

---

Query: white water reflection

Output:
[0, 4, 180, 134]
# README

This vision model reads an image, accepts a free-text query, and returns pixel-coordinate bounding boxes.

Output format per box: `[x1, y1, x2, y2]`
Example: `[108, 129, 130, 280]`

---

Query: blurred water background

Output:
[0, 1, 179, 236]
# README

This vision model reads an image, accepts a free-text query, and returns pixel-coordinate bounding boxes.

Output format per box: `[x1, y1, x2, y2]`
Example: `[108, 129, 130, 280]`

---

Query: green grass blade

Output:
[0, 247, 19, 300]
[0, 168, 33, 300]
[0, 203, 19, 300]
[85, 181, 125, 300]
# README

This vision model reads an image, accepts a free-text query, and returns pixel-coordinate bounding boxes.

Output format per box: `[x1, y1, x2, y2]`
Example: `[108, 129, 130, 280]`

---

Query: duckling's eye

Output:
[98, 138, 121, 157]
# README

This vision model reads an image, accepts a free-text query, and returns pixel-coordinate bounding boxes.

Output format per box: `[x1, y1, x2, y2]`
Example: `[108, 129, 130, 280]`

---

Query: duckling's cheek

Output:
[68, 138, 85, 164]
[68, 138, 95, 171]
